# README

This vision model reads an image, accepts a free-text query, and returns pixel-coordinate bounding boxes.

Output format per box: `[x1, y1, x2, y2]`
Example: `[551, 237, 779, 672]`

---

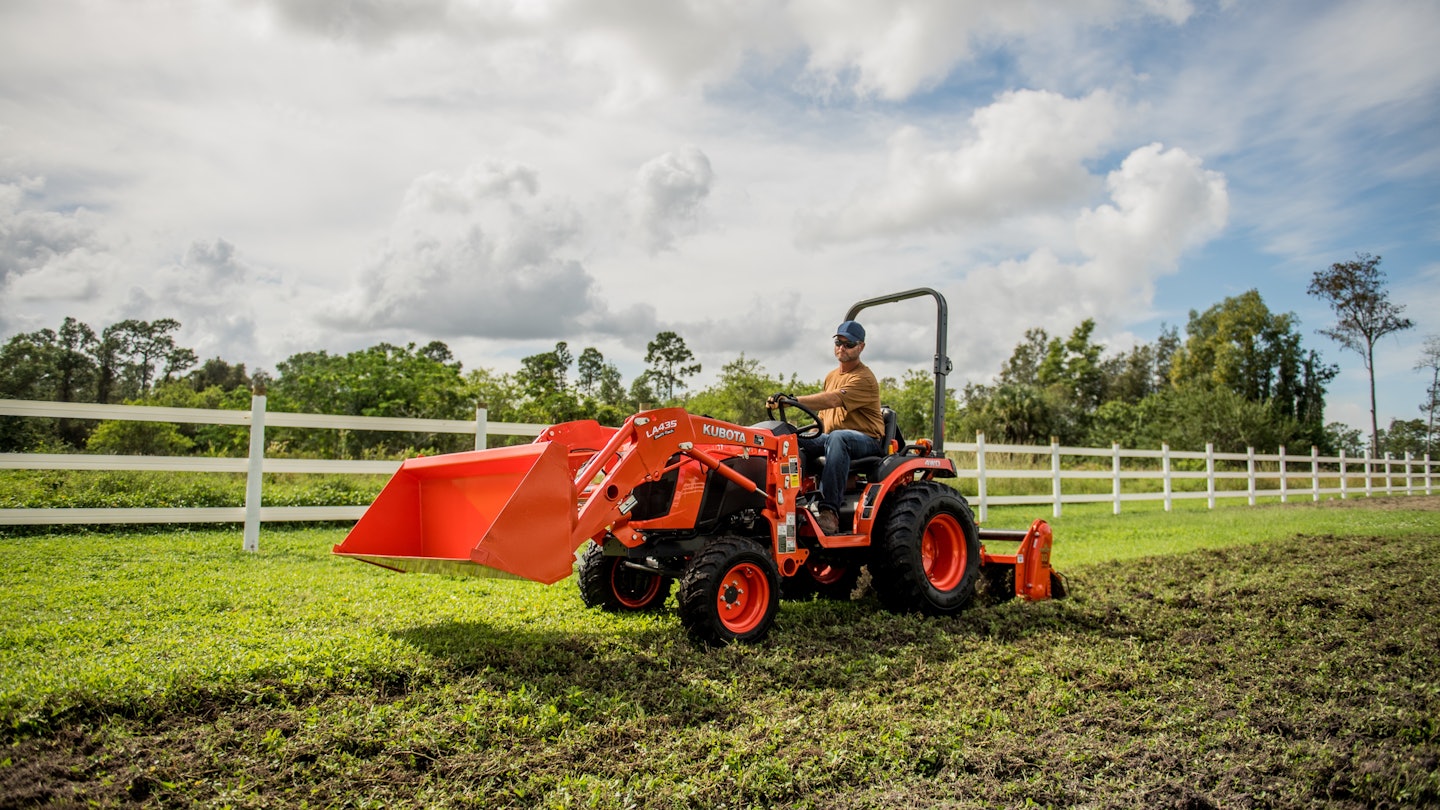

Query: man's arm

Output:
[764, 390, 843, 412]
[793, 390, 844, 411]
[765, 390, 844, 411]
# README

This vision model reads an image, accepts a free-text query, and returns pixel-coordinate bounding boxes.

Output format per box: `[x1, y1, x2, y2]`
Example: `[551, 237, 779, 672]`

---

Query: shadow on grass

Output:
[393, 587, 1124, 660]
[391, 577, 1137, 705]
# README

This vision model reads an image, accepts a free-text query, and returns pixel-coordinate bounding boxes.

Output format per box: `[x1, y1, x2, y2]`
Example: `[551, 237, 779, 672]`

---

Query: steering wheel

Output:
[767, 393, 823, 439]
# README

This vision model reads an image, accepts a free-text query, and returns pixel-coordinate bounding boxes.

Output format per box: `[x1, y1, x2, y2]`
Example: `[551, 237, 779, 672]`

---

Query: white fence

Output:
[951, 435, 1435, 523]
[0, 396, 545, 549]
[1, 397, 1435, 544]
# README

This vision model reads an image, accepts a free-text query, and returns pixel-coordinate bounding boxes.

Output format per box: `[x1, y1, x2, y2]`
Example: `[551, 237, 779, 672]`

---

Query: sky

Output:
[2, 0, 1438, 438]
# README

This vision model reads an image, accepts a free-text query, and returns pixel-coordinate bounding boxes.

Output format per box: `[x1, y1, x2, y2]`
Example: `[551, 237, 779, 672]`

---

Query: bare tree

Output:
[1417, 334, 1440, 455]
[1307, 253, 1414, 455]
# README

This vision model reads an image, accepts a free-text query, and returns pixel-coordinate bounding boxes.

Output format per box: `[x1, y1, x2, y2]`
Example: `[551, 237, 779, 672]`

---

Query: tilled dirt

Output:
[1304, 493, 1440, 511]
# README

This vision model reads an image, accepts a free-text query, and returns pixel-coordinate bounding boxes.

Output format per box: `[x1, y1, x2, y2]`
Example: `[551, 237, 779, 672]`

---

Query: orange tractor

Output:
[333, 288, 1064, 644]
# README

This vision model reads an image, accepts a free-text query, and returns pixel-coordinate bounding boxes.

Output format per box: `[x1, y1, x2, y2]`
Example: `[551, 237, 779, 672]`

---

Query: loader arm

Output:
[333, 408, 797, 586]
[568, 409, 780, 550]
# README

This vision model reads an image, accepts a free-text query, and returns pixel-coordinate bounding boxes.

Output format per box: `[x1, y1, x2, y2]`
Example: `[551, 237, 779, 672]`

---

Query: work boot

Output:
[816, 508, 840, 535]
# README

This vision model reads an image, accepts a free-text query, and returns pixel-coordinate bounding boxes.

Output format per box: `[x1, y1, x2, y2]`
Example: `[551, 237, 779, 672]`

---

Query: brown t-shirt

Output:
[820, 362, 884, 439]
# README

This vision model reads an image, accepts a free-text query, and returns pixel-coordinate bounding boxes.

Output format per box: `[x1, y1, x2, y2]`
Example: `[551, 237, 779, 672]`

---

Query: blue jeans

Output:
[798, 430, 883, 513]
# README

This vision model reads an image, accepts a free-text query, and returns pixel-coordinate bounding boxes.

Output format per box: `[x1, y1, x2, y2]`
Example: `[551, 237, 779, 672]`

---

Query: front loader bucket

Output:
[333, 442, 580, 584]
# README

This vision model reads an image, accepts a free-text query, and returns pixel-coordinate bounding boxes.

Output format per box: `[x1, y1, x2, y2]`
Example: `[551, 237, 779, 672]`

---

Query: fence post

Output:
[1385, 452, 1393, 495]
[1051, 436, 1062, 519]
[1405, 451, 1414, 494]
[1206, 442, 1216, 509]
[975, 431, 988, 524]
[475, 404, 488, 450]
[1365, 454, 1373, 498]
[1112, 442, 1122, 516]
[1340, 449, 1348, 499]
[1311, 446, 1320, 502]
[243, 391, 267, 553]
[1162, 443, 1173, 512]
[1278, 445, 1288, 503]
[1427, 453, 1434, 495]
[1247, 447, 1256, 506]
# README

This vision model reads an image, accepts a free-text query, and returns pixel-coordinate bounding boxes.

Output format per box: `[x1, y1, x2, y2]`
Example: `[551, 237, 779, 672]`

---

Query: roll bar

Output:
[844, 288, 952, 450]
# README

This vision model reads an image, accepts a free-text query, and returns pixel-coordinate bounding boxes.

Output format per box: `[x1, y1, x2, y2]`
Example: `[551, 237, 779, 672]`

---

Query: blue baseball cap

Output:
[835, 321, 866, 343]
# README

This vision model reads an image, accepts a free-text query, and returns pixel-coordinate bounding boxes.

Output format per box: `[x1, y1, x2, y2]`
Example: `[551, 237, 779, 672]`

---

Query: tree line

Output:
[2, 255, 1433, 458]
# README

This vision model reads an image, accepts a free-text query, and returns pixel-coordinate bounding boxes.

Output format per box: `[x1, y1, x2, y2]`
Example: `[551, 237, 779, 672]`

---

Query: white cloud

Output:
[0, 0, 1434, 429]
[1075, 143, 1229, 287]
[255, 0, 458, 45]
[560, 1, 790, 107]
[327, 161, 606, 339]
[241, 0, 1198, 106]
[947, 143, 1228, 379]
[796, 90, 1122, 245]
[119, 238, 265, 363]
[182, 238, 248, 286]
[0, 179, 116, 338]
[1136, 0, 1440, 259]
[0, 178, 103, 286]
[790, 0, 1193, 100]
[3, 249, 108, 308]
[629, 146, 715, 254]
[248, 0, 788, 107]
[1271, 0, 1440, 128]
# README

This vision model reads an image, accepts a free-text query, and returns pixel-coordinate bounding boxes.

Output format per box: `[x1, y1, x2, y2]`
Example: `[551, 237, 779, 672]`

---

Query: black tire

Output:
[782, 557, 863, 601]
[577, 542, 672, 612]
[678, 536, 781, 645]
[869, 482, 981, 615]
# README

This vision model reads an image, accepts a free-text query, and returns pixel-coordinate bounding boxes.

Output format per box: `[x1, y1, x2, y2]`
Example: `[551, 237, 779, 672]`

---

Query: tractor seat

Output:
[812, 406, 903, 480]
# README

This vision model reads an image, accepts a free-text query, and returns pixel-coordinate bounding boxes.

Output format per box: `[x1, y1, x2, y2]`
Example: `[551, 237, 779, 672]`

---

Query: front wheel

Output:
[870, 482, 981, 615]
[678, 536, 781, 645]
[577, 542, 672, 611]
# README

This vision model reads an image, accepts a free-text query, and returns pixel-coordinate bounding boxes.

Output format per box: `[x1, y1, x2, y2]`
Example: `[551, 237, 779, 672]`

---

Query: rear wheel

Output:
[870, 482, 981, 615]
[577, 542, 672, 611]
[679, 536, 781, 645]
[782, 557, 863, 601]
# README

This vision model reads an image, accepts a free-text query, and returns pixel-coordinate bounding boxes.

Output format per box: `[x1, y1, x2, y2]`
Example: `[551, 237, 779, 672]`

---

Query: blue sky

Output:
[1, 0, 1437, 438]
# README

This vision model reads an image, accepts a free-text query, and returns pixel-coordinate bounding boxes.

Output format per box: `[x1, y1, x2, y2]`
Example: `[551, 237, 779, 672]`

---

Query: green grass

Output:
[2, 499, 1438, 807]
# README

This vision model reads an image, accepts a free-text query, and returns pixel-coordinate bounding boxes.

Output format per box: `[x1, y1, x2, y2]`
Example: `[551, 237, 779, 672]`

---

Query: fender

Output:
[851, 455, 958, 539]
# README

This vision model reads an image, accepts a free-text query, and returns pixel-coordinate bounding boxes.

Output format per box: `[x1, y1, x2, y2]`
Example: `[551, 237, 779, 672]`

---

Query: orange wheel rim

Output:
[921, 513, 966, 591]
[716, 562, 770, 634]
[612, 564, 662, 608]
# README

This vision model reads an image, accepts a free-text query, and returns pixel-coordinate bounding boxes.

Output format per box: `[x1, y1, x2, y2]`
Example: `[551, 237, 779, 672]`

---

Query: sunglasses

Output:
[834, 337, 858, 348]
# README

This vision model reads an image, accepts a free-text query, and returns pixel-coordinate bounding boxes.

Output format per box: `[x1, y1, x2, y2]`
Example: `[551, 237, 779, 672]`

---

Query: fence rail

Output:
[0, 396, 544, 548]
[951, 435, 1435, 523]
[2, 397, 1435, 545]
